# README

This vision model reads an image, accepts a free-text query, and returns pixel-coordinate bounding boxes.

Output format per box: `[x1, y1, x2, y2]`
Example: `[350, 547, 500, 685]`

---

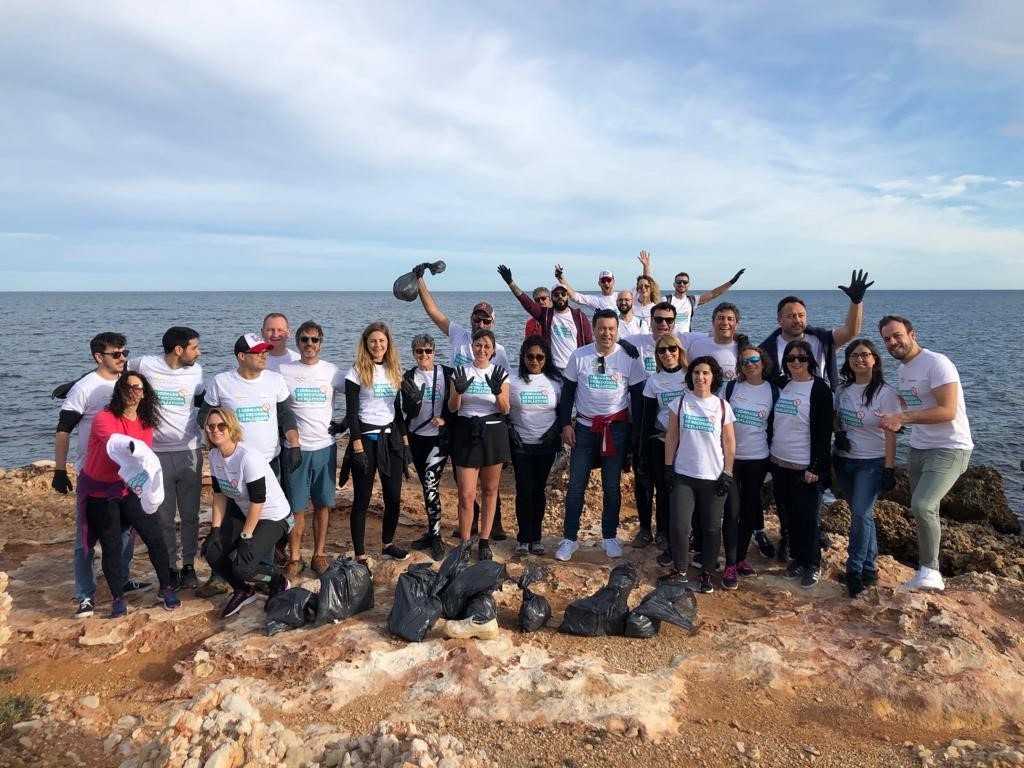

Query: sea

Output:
[1, 289, 1021, 520]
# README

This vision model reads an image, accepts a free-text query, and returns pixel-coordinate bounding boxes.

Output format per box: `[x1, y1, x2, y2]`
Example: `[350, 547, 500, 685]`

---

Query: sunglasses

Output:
[849, 352, 874, 359]
[525, 353, 546, 362]
[205, 422, 229, 433]
[414, 347, 435, 355]
[471, 316, 493, 325]
[596, 356, 606, 374]
[674, 279, 689, 285]
[652, 316, 674, 325]
[656, 347, 678, 355]
[599, 278, 613, 283]
[298, 335, 321, 344]
[102, 350, 130, 359]
[127, 383, 144, 391]
[740, 356, 761, 365]
[784, 355, 811, 363]
[535, 296, 551, 302]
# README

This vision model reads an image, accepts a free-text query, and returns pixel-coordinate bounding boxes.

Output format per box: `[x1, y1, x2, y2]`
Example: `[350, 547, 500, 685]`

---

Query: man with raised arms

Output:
[878, 315, 973, 592]
[128, 326, 205, 590]
[640, 250, 745, 332]
[261, 313, 301, 373]
[555, 265, 619, 313]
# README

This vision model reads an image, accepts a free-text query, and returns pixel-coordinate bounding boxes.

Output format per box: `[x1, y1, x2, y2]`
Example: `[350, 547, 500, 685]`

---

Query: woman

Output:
[203, 407, 291, 618]
[345, 321, 410, 562]
[448, 328, 511, 561]
[770, 339, 833, 589]
[508, 335, 562, 556]
[635, 334, 687, 550]
[833, 339, 901, 596]
[635, 274, 662, 324]
[80, 371, 178, 617]
[664, 356, 736, 593]
[722, 346, 779, 586]
[402, 333, 454, 562]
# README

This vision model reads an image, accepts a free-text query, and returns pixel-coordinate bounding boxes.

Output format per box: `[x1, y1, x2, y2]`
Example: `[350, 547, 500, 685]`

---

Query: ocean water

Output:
[1, 289, 1021, 516]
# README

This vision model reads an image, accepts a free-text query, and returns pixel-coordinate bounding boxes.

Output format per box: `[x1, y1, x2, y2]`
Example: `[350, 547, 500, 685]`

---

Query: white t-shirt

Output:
[619, 315, 647, 336]
[264, 349, 301, 373]
[563, 344, 647, 426]
[727, 381, 774, 461]
[671, 393, 735, 479]
[279, 360, 345, 451]
[205, 370, 291, 462]
[106, 435, 165, 513]
[623, 331, 659, 375]
[776, 335, 827, 378]
[129, 355, 205, 452]
[671, 294, 701, 332]
[642, 370, 686, 432]
[571, 292, 618, 312]
[509, 374, 561, 443]
[63, 372, 117, 471]
[679, 333, 739, 381]
[770, 379, 815, 466]
[549, 311, 579, 370]
[635, 301, 661, 324]
[447, 321, 509, 371]
[834, 382, 903, 460]
[345, 364, 398, 428]
[898, 349, 973, 451]
[209, 442, 290, 521]
[454, 363, 503, 418]
[406, 365, 448, 438]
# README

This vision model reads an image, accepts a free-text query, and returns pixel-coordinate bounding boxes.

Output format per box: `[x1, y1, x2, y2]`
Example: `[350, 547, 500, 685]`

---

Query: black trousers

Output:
[511, 445, 557, 543]
[635, 438, 670, 536]
[86, 494, 173, 599]
[351, 435, 403, 556]
[771, 465, 822, 568]
[206, 501, 288, 591]
[730, 458, 771, 562]
[669, 474, 725, 573]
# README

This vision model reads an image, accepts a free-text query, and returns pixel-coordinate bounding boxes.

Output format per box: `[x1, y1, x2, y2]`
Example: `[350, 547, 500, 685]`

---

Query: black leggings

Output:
[728, 457, 771, 563]
[635, 438, 670, 536]
[511, 446, 557, 543]
[206, 501, 288, 592]
[351, 435, 403, 556]
[409, 433, 448, 538]
[86, 494, 173, 599]
[771, 464, 822, 568]
[669, 474, 725, 572]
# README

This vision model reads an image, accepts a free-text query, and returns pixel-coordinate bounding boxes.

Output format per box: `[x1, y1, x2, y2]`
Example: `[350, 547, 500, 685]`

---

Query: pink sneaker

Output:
[737, 560, 755, 576]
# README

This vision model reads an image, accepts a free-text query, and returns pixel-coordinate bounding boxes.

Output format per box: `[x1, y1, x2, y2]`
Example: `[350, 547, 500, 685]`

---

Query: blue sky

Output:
[1, 0, 1022, 290]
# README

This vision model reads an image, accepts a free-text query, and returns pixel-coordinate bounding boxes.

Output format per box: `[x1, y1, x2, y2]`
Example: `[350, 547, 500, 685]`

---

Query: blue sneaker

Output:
[159, 586, 181, 611]
[110, 596, 128, 618]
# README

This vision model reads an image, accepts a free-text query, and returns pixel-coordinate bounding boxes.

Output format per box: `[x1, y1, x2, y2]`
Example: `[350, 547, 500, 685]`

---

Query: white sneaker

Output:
[444, 616, 499, 640]
[555, 538, 579, 562]
[903, 566, 945, 592]
[601, 538, 624, 558]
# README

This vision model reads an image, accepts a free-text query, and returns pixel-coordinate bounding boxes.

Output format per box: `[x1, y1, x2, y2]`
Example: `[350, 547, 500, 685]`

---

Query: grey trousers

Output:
[908, 447, 971, 571]
[156, 448, 204, 567]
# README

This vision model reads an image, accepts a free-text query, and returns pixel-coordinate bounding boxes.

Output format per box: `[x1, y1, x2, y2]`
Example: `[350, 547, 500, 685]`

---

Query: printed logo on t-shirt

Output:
[372, 383, 397, 398]
[775, 398, 800, 416]
[154, 388, 188, 407]
[519, 390, 551, 405]
[587, 373, 620, 390]
[682, 413, 715, 432]
[218, 476, 242, 498]
[454, 352, 473, 366]
[466, 379, 491, 395]
[553, 324, 574, 338]
[658, 390, 684, 407]
[644, 356, 656, 372]
[899, 387, 923, 407]
[733, 407, 766, 429]
[294, 385, 329, 403]
[235, 403, 272, 423]
[838, 407, 864, 427]
[126, 470, 149, 495]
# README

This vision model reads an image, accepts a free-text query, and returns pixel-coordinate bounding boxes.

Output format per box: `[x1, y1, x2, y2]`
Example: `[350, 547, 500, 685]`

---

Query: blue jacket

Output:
[759, 326, 839, 391]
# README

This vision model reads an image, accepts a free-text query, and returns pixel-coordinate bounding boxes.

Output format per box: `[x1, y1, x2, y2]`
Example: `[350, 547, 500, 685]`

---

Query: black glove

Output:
[734, 333, 749, 349]
[201, 527, 223, 562]
[554, 265, 564, 280]
[52, 469, 73, 494]
[497, 264, 514, 285]
[401, 378, 425, 406]
[834, 431, 852, 453]
[411, 262, 432, 278]
[485, 366, 508, 395]
[730, 268, 746, 285]
[839, 269, 874, 304]
[236, 537, 255, 566]
[508, 424, 524, 453]
[452, 366, 474, 394]
[715, 471, 733, 497]
[882, 467, 897, 492]
[327, 417, 349, 436]
[287, 446, 303, 473]
[617, 339, 640, 359]
[353, 450, 371, 475]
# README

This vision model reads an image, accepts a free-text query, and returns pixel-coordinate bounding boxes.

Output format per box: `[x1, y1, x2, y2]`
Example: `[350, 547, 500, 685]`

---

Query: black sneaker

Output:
[478, 540, 493, 561]
[382, 544, 409, 561]
[654, 531, 667, 547]
[861, 568, 879, 586]
[658, 569, 686, 584]
[656, 550, 674, 567]
[754, 530, 775, 558]
[775, 538, 789, 563]
[800, 567, 820, 589]
[783, 561, 804, 580]
[123, 579, 152, 593]
[698, 571, 714, 594]
[490, 527, 508, 542]
[74, 597, 95, 618]
[222, 588, 257, 618]
[410, 532, 433, 550]
[430, 536, 446, 562]
[169, 569, 180, 589]
[178, 564, 199, 590]
[846, 571, 864, 597]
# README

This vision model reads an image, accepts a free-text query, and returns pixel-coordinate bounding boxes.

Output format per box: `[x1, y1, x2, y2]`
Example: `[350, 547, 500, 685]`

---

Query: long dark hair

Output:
[108, 370, 161, 429]
[839, 338, 887, 406]
[518, 335, 561, 383]
[782, 339, 818, 376]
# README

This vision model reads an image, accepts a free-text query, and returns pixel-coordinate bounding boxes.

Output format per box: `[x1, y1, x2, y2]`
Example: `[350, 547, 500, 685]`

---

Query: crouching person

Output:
[202, 407, 290, 618]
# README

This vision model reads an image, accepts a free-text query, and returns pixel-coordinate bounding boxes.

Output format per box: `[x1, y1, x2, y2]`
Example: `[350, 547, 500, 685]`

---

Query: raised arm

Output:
[416, 276, 451, 335]
[554, 264, 577, 299]
[697, 268, 746, 306]
[638, 250, 652, 278]
[832, 269, 872, 348]
[498, 265, 545, 322]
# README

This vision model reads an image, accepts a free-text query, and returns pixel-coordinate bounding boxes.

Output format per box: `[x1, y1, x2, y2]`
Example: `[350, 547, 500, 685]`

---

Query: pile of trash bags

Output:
[265, 556, 373, 636]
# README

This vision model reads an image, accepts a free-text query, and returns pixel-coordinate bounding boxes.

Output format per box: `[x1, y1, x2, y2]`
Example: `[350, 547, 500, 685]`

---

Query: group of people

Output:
[51, 255, 973, 621]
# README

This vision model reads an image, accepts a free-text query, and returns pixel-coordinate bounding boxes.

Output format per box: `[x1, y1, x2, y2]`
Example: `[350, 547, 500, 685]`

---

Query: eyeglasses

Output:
[471, 316, 492, 325]
[656, 347, 678, 355]
[849, 352, 873, 359]
[102, 350, 130, 359]
[652, 316, 674, 325]
[414, 347, 434, 355]
[535, 295, 550, 302]
[784, 355, 811, 363]
[525, 353, 546, 362]
[205, 422, 229, 433]
[674, 279, 689, 285]
[298, 336, 321, 344]
[740, 356, 761, 365]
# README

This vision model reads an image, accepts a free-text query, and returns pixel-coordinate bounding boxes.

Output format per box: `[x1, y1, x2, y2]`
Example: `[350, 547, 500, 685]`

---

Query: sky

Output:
[1, 0, 1023, 291]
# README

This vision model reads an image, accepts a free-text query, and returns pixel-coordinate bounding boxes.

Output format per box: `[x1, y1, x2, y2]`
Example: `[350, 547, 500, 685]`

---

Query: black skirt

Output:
[452, 413, 511, 468]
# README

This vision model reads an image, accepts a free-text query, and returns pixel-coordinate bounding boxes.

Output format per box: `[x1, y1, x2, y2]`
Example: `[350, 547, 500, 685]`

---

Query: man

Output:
[616, 290, 646, 336]
[556, 309, 647, 561]
[261, 313, 300, 373]
[622, 301, 680, 375]
[279, 321, 345, 578]
[555, 266, 618, 312]
[640, 252, 745, 332]
[759, 270, 872, 390]
[878, 315, 973, 592]
[52, 332, 144, 618]
[415, 268, 508, 538]
[525, 287, 547, 339]
[497, 264, 593, 371]
[128, 327, 205, 590]
[678, 302, 747, 381]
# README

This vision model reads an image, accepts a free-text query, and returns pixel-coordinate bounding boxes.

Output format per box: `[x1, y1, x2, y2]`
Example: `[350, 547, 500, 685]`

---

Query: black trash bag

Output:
[265, 587, 319, 636]
[314, 556, 375, 627]
[440, 560, 507, 619]
[625, 580, 699, 638]
[431, 539, 473, 597]
[387, 564, 443, 642]
[518, 561, 551, 633]
[460, 592, 497, 622]
[559, 562, 639, 637]
[392, 261, 447, 302]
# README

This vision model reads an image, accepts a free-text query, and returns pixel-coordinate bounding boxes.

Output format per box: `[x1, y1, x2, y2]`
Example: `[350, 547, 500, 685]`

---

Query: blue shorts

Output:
[286, 444, 338, 512]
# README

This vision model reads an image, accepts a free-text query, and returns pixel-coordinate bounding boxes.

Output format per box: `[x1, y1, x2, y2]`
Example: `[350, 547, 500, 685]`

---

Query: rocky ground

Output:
[1, 453, 1022, 768]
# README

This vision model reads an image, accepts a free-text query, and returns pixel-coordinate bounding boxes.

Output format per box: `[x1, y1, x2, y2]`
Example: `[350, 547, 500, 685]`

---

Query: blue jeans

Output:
[74, 525, 135, 602]
[834, 455, 883, 575]
[563, 421, 628, 541]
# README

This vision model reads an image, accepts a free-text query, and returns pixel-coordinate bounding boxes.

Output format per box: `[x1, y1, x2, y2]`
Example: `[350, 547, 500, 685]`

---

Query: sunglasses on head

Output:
[102, 350, 130, 359]
[298, 335, 321, 344]
[784, 354, 811, 363]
